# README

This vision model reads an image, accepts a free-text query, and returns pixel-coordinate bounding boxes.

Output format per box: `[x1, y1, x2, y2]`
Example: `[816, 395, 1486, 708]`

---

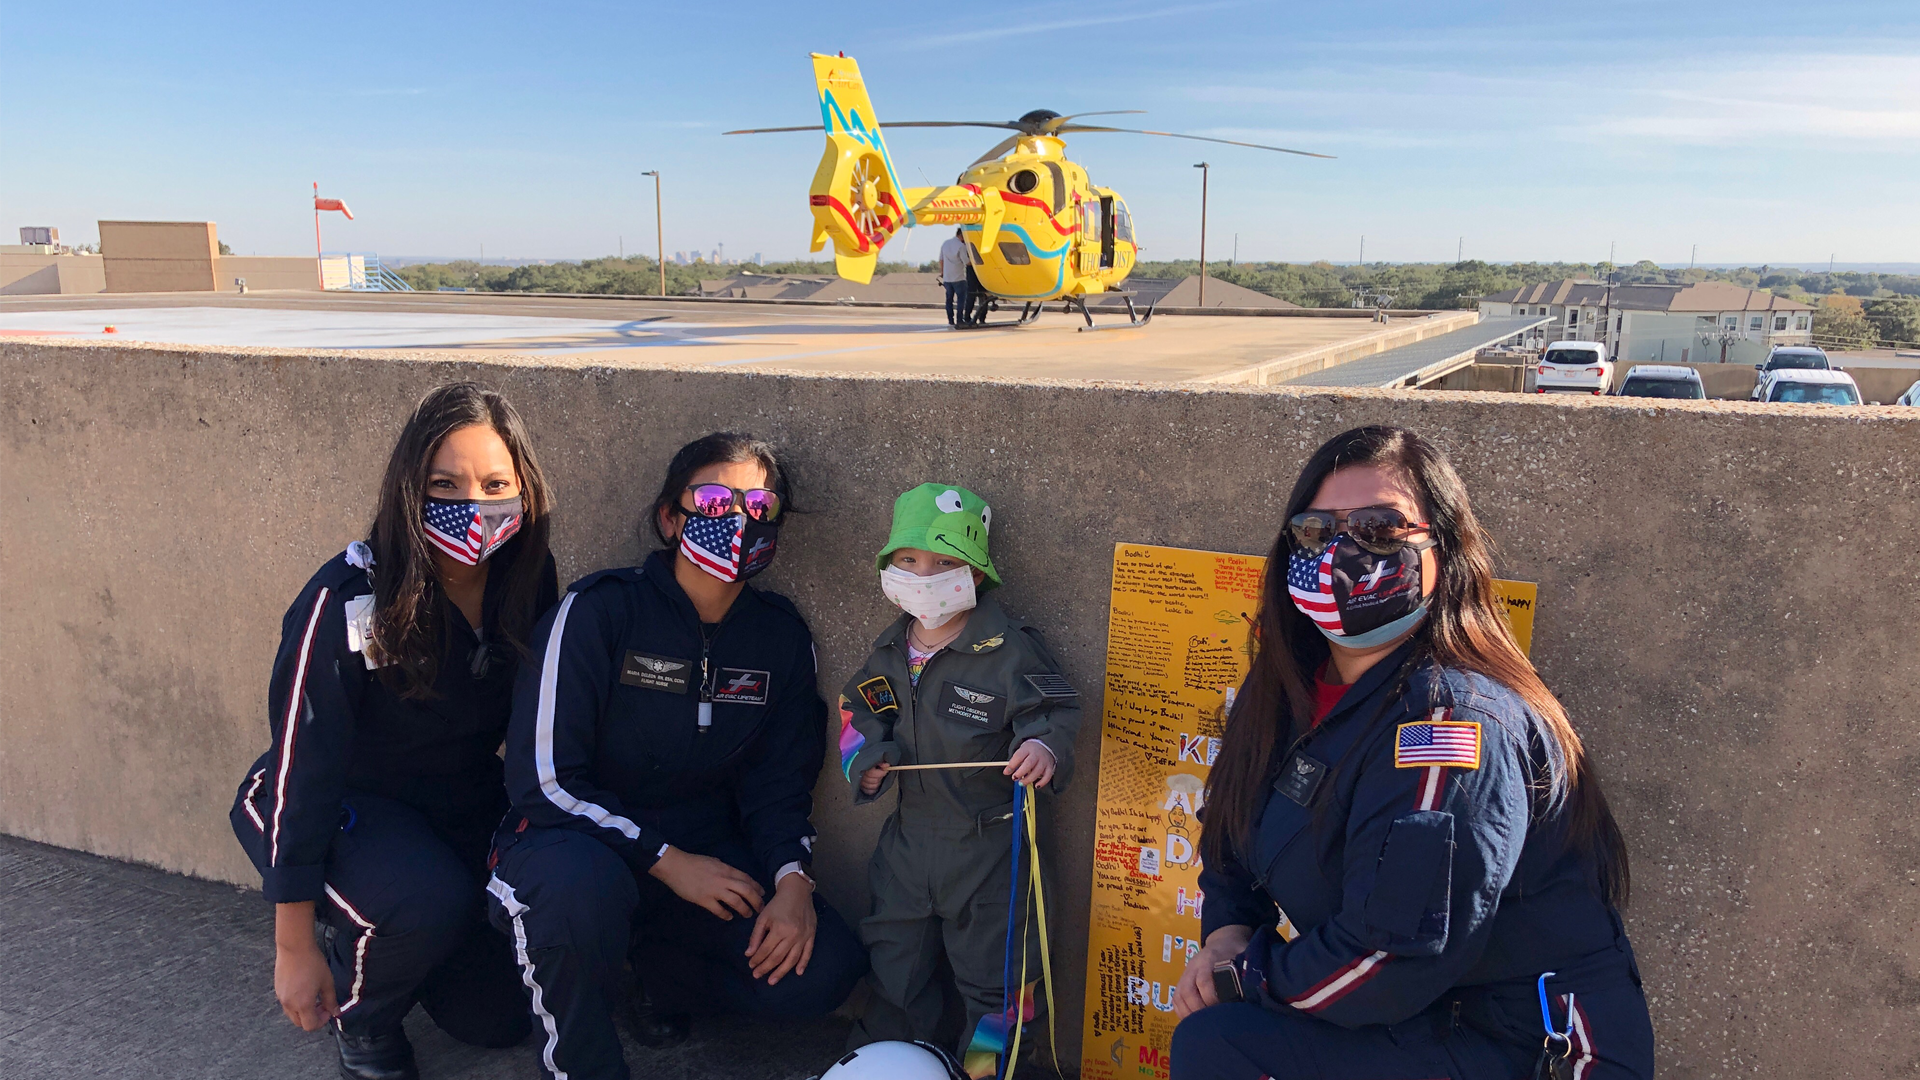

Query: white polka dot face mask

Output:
[879, 564, 977, 630]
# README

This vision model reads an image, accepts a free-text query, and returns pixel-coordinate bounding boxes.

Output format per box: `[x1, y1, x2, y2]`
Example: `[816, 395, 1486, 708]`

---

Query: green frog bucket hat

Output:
[875, 483, 1000, 587]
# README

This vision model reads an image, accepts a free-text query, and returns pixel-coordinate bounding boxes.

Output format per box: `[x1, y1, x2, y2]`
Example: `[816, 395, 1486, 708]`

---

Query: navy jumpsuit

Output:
[1172, 648, 1655, 1079]
[487, 550, 868, 1080]
[230, 544, 556, 1044]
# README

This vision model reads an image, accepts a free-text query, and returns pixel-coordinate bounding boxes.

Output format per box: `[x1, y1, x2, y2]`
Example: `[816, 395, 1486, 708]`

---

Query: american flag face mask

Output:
[679, 511, 780, 583]
[1287, 532, 1433, 648]
[423, 496, 523, 566]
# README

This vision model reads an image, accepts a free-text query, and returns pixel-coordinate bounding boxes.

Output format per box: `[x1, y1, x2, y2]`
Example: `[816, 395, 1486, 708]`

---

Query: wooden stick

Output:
[882, 760, 1012, 772]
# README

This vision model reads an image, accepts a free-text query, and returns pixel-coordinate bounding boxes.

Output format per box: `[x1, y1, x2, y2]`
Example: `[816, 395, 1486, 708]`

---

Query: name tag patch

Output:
[857, 675, 898, 714]
[1274, 753, 1328, 807]
[621, 651, 692, 694]
[712, 667, 770, 705]
[939, 681, 1007, 727]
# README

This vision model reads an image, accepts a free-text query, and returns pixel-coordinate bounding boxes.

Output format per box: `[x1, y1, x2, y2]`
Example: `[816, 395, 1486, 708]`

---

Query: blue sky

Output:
[3, 2, 1915, 265]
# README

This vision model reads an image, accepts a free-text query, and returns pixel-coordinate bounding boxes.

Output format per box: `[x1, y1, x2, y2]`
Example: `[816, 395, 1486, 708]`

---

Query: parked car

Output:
[1614, 364, 1706, 400]
[1535, 341, 1613, 395]
[1897, 378, 1920, 406]
[1750, 346, 1832, 400]
[1759, 368, 1862, 405]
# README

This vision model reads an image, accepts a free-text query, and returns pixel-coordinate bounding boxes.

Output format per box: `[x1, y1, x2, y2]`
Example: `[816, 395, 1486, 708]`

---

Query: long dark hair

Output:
[647, 431, 793, 546]
[1204, 425, 1630, 906]
[368, 382, 554, 698]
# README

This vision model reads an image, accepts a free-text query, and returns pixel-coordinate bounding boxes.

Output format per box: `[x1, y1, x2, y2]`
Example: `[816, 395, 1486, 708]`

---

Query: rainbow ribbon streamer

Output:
[838, 696, 865, 780]
[961, 781, 1061, 1080]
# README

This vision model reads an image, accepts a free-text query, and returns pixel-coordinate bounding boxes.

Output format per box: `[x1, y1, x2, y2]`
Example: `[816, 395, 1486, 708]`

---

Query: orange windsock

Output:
[314, 197, 354, 219]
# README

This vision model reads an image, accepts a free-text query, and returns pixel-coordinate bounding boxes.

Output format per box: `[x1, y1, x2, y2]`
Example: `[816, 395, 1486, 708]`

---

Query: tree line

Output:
[392, 254, 1919, 346]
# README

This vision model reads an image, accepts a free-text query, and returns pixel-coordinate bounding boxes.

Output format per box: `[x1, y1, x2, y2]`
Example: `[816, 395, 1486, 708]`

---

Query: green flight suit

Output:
[839, 593, 1082, 1065]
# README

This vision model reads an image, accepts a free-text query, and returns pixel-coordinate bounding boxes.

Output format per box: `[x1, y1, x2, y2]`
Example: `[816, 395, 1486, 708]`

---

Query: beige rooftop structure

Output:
[99, 220, 222, 293]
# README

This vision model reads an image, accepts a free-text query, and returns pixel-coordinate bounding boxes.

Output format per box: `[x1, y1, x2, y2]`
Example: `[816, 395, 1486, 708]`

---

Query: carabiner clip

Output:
[1536, 971, 1573, 1056]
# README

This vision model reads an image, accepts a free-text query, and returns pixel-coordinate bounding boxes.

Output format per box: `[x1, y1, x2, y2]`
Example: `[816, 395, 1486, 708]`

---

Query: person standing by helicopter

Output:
[939, 227, 972, 329]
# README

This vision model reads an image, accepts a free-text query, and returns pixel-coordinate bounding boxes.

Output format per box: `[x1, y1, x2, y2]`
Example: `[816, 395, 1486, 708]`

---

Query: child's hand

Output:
[859, 762, 891, 795]
[1005, 741, 1056, 788]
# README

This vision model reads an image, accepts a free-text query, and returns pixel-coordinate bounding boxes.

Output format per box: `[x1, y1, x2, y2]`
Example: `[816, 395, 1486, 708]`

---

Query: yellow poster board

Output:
[1077, 543, 1535, 1078]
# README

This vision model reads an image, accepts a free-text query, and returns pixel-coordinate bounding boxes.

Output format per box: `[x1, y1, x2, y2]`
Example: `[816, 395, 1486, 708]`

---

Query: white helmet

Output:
[816, 1040, 966, 1080]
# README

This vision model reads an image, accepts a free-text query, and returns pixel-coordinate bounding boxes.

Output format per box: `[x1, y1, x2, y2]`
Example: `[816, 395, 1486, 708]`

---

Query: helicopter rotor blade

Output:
[1056, 125, 1335, 158]
[968, 135, 1025, 167]
[1044, 109, 1147, 132]
[875, 121, 1025, 130]
[723, 125, 826, 135]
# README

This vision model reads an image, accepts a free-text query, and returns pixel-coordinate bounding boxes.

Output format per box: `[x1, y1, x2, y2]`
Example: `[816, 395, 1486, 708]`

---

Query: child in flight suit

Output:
[839, 484, 1083, 1078]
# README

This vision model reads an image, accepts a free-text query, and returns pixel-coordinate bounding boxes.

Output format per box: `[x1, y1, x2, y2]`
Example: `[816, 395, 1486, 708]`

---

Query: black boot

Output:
[625, 987, 690, 1048]
[333, 1023, 418, 1080]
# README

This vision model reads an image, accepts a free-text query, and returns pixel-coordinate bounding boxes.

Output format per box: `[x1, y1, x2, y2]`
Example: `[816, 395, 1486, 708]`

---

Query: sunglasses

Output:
[683, 483, 784, 524]
[1288, 506, 1433, 556]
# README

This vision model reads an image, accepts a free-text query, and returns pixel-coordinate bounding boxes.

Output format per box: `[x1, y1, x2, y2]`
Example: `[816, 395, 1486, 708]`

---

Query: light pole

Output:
[1193, 162, 1209, 308]
[642, 170, 664, 297]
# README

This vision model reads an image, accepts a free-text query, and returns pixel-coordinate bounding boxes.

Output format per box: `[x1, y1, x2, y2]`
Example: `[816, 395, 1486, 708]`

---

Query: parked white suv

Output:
[1759, 369, 1862, 405]
[1535, 342, 1613, 395]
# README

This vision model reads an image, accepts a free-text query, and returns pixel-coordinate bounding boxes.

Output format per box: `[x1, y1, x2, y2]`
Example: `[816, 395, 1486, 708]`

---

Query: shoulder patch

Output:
[1393, 709, 1481, 770]
[1023, 673, 1078, 701]
[968, 633, 1005, 653]
[857, 675, 899, 714]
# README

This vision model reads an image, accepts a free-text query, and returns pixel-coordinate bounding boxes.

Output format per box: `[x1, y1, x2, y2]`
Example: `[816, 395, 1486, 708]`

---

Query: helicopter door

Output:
[1099, 195, 1116, 269]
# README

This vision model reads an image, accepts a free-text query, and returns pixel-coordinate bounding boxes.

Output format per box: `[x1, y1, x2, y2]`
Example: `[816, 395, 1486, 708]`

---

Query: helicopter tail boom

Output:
[807, 53, 908, 284]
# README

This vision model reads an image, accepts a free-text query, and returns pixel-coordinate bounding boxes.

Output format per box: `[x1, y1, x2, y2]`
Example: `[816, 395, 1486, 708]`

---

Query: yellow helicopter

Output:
[727, 52, 1330, 328]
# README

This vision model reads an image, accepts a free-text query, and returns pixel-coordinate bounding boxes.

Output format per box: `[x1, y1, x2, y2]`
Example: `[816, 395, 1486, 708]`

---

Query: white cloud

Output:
[893, 2, 1239, 50]
[1585, 54, 1920, 145]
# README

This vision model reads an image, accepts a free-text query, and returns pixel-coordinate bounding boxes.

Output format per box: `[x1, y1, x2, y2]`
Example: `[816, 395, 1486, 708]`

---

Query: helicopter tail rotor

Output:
[806, 53, 905, 283]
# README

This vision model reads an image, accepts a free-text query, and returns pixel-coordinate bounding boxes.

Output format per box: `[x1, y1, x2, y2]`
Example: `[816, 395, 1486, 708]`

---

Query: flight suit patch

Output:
[1274, 753, 1327, 807]
[620, 651, 692, 693]
[1023, 673, 1078, 701]
[939, 681, 1007, 727]
[712, 667, 770, 705]
[857, 676, 898, 714]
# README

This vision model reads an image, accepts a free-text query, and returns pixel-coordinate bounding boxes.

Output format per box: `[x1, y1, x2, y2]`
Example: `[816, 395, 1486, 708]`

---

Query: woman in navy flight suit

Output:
[231, 383, 558, 1080]
[1170, 426, 1654, 1079]
[487, 432, 866, 1080]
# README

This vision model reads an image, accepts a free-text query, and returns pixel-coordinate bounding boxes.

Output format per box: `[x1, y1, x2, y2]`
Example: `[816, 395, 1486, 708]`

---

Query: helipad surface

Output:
[0, 293, 1395, 383]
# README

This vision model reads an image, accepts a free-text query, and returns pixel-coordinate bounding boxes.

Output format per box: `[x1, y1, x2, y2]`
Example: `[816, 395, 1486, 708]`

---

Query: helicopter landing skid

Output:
[1071, 294, 1155, 332]
[954, 301, 1042, 330]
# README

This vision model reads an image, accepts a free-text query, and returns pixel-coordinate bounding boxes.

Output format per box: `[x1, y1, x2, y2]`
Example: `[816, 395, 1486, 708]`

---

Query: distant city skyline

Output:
[4, 1, 1915, 264]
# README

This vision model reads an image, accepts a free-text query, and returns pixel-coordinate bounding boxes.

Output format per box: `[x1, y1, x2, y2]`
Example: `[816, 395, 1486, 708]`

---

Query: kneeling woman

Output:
[232, 383, 557, 1079]
[489, 432, 866, 1080]
[1171, 426, 1654, 1080]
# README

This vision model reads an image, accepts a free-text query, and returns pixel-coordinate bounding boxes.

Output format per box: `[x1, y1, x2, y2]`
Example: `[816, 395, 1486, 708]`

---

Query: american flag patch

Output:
[1394, 718, 1480, 769]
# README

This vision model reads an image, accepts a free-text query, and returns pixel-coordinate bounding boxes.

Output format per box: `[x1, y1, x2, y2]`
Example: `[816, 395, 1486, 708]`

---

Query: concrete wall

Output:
[100, 220, 220, 293]
[1200, 310, 1478, 384]
[0, 253, 106, 295]
[3, 341, 1918, 1078]
[214, 256, 322, 292]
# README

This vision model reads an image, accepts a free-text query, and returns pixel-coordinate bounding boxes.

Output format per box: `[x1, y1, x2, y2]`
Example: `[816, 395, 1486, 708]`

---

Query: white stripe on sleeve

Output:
[269, 586, 330, 866]
[535, 592, 644, 841]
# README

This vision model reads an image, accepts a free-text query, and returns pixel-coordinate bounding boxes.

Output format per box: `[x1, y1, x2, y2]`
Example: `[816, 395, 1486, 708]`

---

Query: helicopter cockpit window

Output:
[1008, 170, 1040, 195]
[1114, 201, 1134, 243]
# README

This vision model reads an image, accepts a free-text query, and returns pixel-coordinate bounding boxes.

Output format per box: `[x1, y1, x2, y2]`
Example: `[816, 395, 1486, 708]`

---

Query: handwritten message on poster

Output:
[1078, 543, 1535, 1079]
